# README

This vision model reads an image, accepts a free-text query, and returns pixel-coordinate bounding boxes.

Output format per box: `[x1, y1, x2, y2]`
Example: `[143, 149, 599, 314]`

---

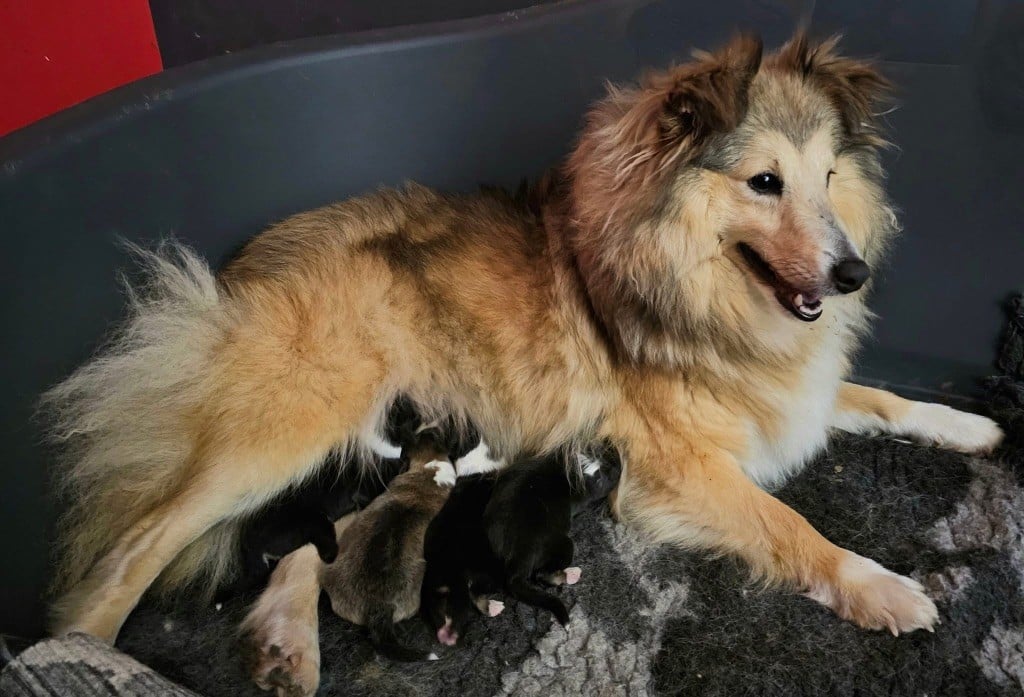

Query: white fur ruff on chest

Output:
[739, 327, 850, 490]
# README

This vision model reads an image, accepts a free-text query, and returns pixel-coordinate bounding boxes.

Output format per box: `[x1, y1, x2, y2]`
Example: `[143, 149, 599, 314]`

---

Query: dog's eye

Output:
[827, 170, 836, 187]
[748, 173, 782, 196]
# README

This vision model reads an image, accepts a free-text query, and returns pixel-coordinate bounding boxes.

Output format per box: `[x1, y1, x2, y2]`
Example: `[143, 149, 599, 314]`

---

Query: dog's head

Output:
[567, 32, 896, 367]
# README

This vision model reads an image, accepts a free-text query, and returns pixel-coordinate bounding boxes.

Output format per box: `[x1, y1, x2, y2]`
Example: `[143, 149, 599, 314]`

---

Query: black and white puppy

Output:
[421, 441, 622, 646]
[226, 395, 469, 597]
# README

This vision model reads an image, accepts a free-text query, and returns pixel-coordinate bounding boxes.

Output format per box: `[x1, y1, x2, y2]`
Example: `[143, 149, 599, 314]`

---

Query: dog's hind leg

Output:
[833, 382, 1003, 454]
[52, 380, 383, 642]
[620, 440, 939, 636]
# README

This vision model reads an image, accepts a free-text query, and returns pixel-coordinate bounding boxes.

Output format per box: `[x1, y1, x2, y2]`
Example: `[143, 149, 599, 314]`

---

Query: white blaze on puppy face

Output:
[454, 439, 505, 476]
[425, 460, 457, 488]
[577, 453, 602, 477]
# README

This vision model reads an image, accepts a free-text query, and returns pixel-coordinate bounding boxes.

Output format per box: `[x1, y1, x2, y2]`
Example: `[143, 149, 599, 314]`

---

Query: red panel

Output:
[0, 0, 163, 136]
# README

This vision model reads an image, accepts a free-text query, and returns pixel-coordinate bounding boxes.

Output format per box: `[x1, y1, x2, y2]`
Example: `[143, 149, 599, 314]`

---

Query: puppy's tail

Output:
[366, 606, 437, 662]
[507, 577, 570, 625]
[40, 241, 241, 606]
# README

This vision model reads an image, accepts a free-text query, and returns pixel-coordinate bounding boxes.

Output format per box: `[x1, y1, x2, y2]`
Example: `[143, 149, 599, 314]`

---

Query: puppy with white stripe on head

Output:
[421, 440, 623, 647]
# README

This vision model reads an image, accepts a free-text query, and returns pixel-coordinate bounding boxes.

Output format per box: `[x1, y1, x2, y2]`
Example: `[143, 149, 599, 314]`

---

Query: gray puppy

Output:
[319, 437, 456, 662]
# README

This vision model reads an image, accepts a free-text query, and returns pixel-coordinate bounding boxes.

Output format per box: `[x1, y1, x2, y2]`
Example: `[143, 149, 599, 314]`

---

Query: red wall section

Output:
[0, 0, 163, 136]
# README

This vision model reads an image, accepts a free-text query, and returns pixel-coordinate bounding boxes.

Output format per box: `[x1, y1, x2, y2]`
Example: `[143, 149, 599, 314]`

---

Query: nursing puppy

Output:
[226, 396, 429, 596]
[421, 443, 622, 646]
[318, 434, 456, 662]
[47, 32, 1004, 659]
[229, 394, 488, 598]
[225, 454, 408, 598]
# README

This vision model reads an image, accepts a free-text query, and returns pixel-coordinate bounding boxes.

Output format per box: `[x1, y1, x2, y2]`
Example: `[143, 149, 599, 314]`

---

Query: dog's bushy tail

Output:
[41, 240, 239, 604]
[366, 606, 436, 662]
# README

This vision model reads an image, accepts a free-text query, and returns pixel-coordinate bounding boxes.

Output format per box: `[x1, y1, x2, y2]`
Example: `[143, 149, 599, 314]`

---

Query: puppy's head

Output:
[572, 441, 622, 507]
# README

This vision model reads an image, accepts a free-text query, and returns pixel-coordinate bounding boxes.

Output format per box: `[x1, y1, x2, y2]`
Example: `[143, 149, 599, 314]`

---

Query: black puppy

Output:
[226, 455, 408, 598]
[421, 441, 622, 646]
[225, 396, 483, 598]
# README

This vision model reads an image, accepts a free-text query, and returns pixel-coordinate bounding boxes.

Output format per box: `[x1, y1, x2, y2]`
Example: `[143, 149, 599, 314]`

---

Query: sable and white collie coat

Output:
[44, 32, 1002, 644]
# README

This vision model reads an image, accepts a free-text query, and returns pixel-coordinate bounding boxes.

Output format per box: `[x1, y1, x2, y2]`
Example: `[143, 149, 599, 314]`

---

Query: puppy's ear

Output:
[655, 33, 763, 145]
[770, 30, 892, 139]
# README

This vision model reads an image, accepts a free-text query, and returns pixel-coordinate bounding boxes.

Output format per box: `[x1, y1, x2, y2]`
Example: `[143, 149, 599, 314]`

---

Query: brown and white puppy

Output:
[318, 439, 455, 662]
[45, 31, 1003, 655]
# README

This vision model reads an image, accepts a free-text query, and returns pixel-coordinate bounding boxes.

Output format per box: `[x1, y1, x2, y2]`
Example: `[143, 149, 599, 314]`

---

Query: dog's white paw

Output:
[425, 460, 457, 488]
[900, 403, 1003, 455]
[487, 599, 505, 617]
[806, 552, 938, 636]
[563, 567, 582, 585]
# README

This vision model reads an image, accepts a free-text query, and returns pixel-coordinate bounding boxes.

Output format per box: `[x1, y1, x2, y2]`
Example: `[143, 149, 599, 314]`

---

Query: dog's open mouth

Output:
[737, 243, 823, 322]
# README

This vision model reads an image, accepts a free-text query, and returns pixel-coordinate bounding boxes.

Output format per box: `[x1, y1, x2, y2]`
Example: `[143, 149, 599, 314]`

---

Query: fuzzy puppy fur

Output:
[318, 436, 455, 662]
[421, 443, 622, 646]
[226, 453, 407, 598]
[44, 31, 1004, 653]
[227, 396, 434, 596]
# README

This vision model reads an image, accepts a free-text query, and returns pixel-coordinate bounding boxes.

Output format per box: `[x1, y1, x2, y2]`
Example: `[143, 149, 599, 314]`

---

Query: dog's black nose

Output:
[832, 259, 870, 293]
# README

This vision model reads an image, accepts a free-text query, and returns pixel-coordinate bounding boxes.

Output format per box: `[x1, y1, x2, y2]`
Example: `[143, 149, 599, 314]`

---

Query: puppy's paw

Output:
[806, 552, 938, 636]
[563, 567, 582, 585]
[436, 618, 459, 646]
[425, 460, 457, 488]
[487, 599, 505, 617]
[900, 403, 1004, 455]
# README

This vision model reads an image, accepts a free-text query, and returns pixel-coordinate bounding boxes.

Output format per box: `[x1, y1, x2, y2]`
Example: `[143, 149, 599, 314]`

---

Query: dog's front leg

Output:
[618, 440, 938, 635]
[832, 382, 1003, 454]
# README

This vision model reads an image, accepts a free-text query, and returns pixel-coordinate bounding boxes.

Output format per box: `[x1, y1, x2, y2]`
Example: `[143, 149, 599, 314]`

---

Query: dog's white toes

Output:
[563, 567, 582, 585]
[901, 403, 1004, 455]
[487, 599, 505, 617]
[807, 552, 939, 636]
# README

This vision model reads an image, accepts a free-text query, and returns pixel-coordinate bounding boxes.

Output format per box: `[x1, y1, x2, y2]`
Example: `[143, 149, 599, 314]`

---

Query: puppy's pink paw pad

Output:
[487, 599, 505, 617]
[437, 620, 459, 646]
[564, 567, 582, 585]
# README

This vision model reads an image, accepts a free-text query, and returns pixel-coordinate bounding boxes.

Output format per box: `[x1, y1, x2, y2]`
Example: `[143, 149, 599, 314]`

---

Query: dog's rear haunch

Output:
[43, 31, 1002, 642]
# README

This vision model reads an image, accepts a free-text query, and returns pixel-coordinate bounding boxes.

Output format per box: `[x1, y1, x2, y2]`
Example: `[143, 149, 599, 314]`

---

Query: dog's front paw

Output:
[901, 403, 1003, 455]
[806, 552, 938, 636]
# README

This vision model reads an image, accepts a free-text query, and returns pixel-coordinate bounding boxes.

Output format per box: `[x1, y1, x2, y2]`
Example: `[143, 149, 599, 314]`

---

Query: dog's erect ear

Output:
[653, 33, 763, 145]
[771, 30, 892, 138]
[567, 33, 761, 235]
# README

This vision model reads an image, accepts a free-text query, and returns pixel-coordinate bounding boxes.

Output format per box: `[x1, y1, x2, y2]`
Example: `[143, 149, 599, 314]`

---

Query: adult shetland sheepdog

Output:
[44, 32, 1002, 645]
